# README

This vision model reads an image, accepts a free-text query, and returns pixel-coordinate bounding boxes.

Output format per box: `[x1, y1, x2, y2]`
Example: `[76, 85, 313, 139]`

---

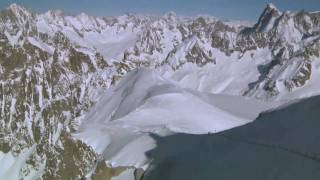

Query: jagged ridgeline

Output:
[0, 6, 111, 180]
[0, 3, 320, 179]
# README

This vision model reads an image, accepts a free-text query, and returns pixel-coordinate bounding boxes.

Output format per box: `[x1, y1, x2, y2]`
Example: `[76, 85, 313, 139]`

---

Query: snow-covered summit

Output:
[7, 3, 29, 14]
[253, 3, 282, 32]
[267, 3, 280, 12]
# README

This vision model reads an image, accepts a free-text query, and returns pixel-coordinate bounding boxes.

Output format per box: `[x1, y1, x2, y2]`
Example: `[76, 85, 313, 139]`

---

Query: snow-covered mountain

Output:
[0, 3, 320, 179]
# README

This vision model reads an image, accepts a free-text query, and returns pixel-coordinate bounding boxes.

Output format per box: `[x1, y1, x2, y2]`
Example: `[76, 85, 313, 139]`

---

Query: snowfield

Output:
[74, 68, 280, 168]
[0, 146, 44, 180]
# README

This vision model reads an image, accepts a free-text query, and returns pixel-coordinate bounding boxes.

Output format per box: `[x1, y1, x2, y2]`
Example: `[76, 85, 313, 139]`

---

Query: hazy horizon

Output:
[1, 0, 320, 21]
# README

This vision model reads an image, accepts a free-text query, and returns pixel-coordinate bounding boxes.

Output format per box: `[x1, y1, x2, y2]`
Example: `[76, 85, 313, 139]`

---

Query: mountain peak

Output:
[253, 3, 282, 32]
[43, 9, 66, 22]
[77, 12, 90, 19]
[8, 3, 22, 10]
[5, 3, 33, 22]
[164, 11, 177, 17]
[266, 3, 279, 11]
[163, 11, 177, 22]
[263, 3, 281, 16]
[46, 9, 65, 17]
[7, 3, 29, 13]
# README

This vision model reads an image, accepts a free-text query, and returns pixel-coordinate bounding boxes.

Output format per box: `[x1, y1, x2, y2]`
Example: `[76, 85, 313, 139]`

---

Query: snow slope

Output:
[74, 68, 279, 169]
[276, 57, 320, 100]
[0, 146, 44, 180]
[161, 47, 273, 95]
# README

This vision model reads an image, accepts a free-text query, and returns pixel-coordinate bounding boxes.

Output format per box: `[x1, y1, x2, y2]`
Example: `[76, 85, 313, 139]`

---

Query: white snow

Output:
[2, 5, 320, 178]
[36, 13, 141, 63]
[0, 146, 37, 180]
[35, 85, 43, 109]
[267, 3, 278, 11]
[4, 30, 22, 46]
[27, 37, 54, 54]
[51, 123, 63, 145]
[111, 168, 135, 180]
[278, 57, 320, 100]
[166, 36, 198, 68]
[83, 29, 140, 62]
[74, 68, 279, 168]
[278, 17, 303, 50]
[224, 20, 254, 28]
[163, 48, 272, 96]
[9, 98, 16, 128]
[263, 16, 276, 32]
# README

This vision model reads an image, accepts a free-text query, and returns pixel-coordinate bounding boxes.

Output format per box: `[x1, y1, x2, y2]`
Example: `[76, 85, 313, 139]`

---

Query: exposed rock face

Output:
[0, 4, 111, 179]
[253, 3, 282, 32]
[236, 5, 320, 98]
[0, 3, 320, 179]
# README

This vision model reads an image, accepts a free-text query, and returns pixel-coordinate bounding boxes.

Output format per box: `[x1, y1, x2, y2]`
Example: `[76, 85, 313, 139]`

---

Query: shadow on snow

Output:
[143, 95, 320, 180]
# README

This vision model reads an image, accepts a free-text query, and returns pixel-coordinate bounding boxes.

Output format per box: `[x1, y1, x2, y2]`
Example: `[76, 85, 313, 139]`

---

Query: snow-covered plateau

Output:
[0, 3, 320, 180]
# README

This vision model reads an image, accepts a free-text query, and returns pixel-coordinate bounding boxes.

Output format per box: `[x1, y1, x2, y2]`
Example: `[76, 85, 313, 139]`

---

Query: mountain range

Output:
[0, 3, 320, 180]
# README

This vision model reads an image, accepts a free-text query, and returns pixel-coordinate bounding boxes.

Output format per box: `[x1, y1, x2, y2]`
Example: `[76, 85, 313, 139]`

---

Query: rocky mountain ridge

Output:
[0, 3, 320, 179]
